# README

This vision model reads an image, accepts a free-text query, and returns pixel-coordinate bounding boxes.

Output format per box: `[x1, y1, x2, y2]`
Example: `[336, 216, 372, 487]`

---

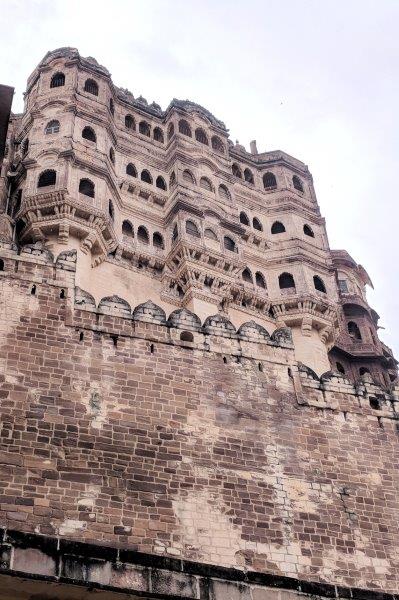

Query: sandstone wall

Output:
[0, 243, 399, 594]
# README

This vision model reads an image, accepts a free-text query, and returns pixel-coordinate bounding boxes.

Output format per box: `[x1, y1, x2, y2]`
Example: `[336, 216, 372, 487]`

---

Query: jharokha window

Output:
[38, 170, 56, 188]
[84, 79, 99, 96]
[50, 72, 65, 88]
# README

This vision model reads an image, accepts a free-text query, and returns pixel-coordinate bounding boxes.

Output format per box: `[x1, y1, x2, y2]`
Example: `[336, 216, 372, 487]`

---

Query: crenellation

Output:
[0, 47, 398, 600]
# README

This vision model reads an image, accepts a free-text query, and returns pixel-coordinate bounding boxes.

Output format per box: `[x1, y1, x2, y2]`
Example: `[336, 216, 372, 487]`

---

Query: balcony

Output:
[334, 333, 382, 358]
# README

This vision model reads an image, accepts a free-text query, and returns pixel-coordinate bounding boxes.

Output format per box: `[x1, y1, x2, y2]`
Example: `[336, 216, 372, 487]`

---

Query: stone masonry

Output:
[0, 48, 398, 599]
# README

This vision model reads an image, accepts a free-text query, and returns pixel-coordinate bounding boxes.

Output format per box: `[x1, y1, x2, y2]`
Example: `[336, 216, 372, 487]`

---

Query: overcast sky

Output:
[2, 0, 398, 355]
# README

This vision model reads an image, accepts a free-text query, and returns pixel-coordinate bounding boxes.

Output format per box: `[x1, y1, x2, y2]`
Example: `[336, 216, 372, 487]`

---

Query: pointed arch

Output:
[79, 178, 95, 198]
[244, 168, 254, 184]
[271, 221, 285, 234]
[126, 163, 137, 177]
[211, 135, 224, 153]
[82, 126, 96, 142]
[232, 163, 242, 178]
[313, 275, 326, 293]
[153, 127, 164, 143]
[84, 79, 98, 96]
[253, 217, 263, 231]
[183, 169, 196, 184]
[263, 172, 277, 189]
[122, 220, 134, 238]
[125, 114, 135, 130]
[141, 170, 152, 184]
[293, 175, 304, 192]
[279, 272, 295, 290]
[186, 220, 200, 237]
[255, 272, 266, 288]
[219, 184, 231, 200]
[50, 72, 65, 88]
[200, 176, 213, 191]
[153, 232, 164, 249]
[139, 121, 151, 137]
[195, 128, 208, 145]
[240, 211, 250, 226]
[38, 170, 56, 188]
[137, 226, 149, 244]
[179, 119, 192, 137]
[156, 176, 167, 191]
[242, 268, 253, 283]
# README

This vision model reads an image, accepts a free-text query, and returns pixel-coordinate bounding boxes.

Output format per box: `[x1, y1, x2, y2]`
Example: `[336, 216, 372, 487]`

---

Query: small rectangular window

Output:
[338, 279, 348, 293]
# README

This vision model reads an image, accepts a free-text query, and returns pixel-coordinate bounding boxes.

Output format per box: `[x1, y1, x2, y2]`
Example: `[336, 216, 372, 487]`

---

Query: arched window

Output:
[109, 147, 115, 164]
[183, 169, 195, 184]
[126, 163, 137, 177]
[224, 236, 236, 252]
[50, 72, 65, 88]
[156, 176, 167, 191]
[263, 172, 277, 189]
[242, 268, 253, 283]
[240, 212, 250, 226]
[125, 114, 135, 130]
[359, 367, 370, 376]
[79, 178, 95, 198]
[0, 259, 4, 271]
[244, 168, 254, 184]
[153, 232, 164, 249]
[304, 224, 314, 237]
[139, 121, 151, 137]
[204, 228, 218, 241]
[255, 272, 266, 288]
[172, 224, 178, 242]
[108, 200, 114, 220]
[195, 128, 208, 145]
[200, 176, 212, 191]
[293, 175, 304, 192]
[211, 136, 224, 153]
[84, 79, 99, 96]
[348, 321, 362, 340]
[167, 123, 175, 140]
[179, 119, 192, 137]
[82, 126, 96, 142]
[141, 170, 152, 184]
[109, 98, 115, 116]
[122, 220, 134, 238]
[137, 226, 149, 244]
[38, 170, 56, 188]
[45, 120, 60, 135]
[313, 275, 326, 293]
[232, 163, 242, 178]
[279, 272, 295, 289]
[253, 217, 263, 231]
[271, 221, 285, 234]
[219, 184, 231, 200]
[153, 127, 164, 143]
[186, 220, 200, 237]
[169, 172, 176, 187]
[336, 362, 345, 374]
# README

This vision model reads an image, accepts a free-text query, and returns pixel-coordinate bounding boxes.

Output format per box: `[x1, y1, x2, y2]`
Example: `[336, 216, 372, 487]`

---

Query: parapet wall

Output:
[1, 242, 399, 595]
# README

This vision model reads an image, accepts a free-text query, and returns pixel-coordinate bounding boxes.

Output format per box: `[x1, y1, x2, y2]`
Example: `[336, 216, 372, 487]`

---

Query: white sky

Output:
[1, 0, 398, 355]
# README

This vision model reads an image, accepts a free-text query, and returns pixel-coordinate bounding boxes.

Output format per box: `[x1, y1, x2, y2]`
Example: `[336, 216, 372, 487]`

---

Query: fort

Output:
[0, 47, 398, 600]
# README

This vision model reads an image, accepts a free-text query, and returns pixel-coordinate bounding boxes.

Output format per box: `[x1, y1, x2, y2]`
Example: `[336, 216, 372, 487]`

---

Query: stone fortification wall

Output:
[1, 242, 399, 595]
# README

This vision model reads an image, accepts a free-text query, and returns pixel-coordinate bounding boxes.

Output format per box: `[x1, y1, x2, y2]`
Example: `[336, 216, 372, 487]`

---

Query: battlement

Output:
[0, 49, 398, 599]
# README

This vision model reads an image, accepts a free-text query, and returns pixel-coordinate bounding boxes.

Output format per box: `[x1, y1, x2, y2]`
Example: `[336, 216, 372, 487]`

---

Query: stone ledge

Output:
[0, 529, 396, 600]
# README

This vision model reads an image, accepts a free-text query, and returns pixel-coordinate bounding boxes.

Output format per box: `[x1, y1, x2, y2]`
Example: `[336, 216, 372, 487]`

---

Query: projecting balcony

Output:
[340, 291, 370, 313]
[334, 333, 382, 358]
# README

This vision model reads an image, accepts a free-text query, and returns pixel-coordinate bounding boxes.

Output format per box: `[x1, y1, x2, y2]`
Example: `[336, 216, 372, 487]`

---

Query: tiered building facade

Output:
[0, 48, 398, 600]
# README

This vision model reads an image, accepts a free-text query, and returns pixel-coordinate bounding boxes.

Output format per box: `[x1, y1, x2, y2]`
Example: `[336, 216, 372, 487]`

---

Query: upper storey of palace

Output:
[9, 51, 321, 212]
